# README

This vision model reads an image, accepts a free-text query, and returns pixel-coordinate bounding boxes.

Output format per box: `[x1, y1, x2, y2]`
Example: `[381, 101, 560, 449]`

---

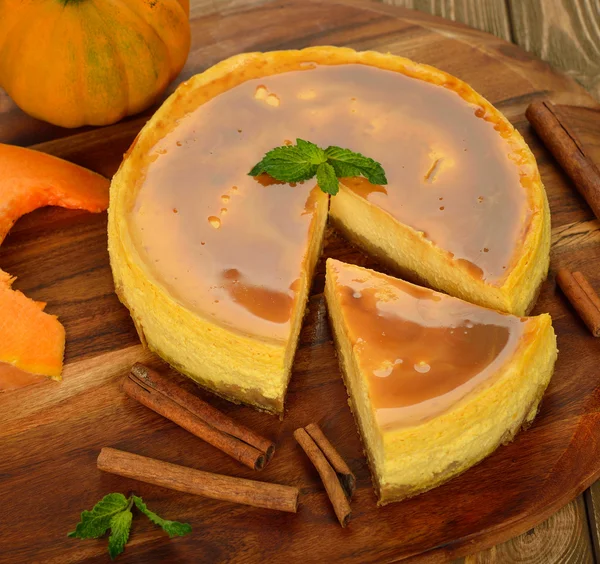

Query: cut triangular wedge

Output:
[325, 259, 557, 504]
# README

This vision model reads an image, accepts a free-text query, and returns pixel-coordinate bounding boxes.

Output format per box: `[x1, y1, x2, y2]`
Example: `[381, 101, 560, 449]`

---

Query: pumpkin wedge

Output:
[0, 270, 65, 391]
[0, 143, 109, 390]
[0, 143, 109, 242]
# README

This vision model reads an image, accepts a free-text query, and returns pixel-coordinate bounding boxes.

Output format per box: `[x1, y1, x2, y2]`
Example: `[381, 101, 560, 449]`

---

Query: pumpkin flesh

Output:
[0, 270, 65, 389]
[0, 143, 110, 390]
[0, 143, 109, 241]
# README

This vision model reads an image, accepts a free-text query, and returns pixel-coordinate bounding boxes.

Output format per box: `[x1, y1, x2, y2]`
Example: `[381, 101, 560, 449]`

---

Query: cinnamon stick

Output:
[526, 100, 600, 220]
[573, 272, 600, 314]
[294, 427, 352, 527]
[97, 447, 298, 513]
[304, 423, 355, 499]
[123, 364, 275, 470]
[556, 269, 600, 337]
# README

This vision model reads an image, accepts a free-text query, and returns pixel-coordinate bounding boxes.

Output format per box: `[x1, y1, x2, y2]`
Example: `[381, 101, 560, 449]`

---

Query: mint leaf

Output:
[68, 493, 129, 539]
[316, 162, 339, 196]
[133, 496, 192, 538]
[69, 493, 191, 559]
[248, 161, 267, 177]
[249, 139, 387, 195]
[324, 145, 388, 185]
[296, 139, 327, 165]
[248, 145, 318, 182]
[108, 509, 133, 560]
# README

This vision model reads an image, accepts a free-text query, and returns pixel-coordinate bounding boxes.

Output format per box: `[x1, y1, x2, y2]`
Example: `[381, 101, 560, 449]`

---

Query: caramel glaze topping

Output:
[131, 64, 530, 339]
[332, 262, 527, 429]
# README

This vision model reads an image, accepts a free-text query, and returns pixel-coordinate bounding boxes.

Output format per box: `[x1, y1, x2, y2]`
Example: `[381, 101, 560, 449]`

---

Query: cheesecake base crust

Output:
[156, 346, 284, 415]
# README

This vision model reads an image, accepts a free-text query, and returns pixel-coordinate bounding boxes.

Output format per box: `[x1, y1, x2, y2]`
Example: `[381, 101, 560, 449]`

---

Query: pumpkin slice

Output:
[0, 270, 65, 391]
[0, 143, 109, 243]
[0, 143, 109, 390]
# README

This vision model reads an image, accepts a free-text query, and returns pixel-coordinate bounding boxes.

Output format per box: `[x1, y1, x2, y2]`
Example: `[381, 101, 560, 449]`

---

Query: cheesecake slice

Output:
[109, 46, 550, 413]
[325, 259, 557, 504]
[109, 91, 329, 413]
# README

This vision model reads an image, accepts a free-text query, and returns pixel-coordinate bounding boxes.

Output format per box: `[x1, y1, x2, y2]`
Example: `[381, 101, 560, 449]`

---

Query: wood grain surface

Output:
[384, 0, 600, 102]
[1, 1, 600, 563]
[462, 496, 595, 564]
[509, 0, 600, 101]
[383, 0, 512, 41]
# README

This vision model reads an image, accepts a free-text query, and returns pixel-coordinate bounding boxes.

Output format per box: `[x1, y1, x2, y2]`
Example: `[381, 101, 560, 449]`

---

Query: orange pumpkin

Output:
[0, 0, 190, 128]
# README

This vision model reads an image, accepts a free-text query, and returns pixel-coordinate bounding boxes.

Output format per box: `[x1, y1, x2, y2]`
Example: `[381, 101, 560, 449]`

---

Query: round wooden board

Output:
[1, 1, 600, 562]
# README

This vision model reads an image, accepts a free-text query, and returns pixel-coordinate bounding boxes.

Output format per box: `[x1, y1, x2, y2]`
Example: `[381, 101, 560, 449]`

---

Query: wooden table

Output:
[1, 1, 599, 562]
[187, 1, 600, 561]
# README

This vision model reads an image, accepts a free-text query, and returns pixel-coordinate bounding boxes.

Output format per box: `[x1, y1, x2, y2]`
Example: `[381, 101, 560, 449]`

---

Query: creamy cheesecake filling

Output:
[330, 261, 527, 430]
[130, 63, 530, 340]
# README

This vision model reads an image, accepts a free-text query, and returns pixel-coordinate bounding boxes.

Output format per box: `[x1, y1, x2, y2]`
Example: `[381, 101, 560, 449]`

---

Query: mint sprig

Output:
[133, 495, 192, 538]
[249, 139, 387, 195]
[68, 493, 130, 540]
[68, 493, 191, 560]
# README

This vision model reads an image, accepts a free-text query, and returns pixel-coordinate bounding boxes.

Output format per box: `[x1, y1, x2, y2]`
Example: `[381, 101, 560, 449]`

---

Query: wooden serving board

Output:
[2, 1, 600, 562]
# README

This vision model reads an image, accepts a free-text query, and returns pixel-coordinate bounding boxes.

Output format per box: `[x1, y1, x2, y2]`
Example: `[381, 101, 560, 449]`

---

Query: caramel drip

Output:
[332, 263, 526, 429]
[131, 64, 529, 339]
[222, 269, 295, 324]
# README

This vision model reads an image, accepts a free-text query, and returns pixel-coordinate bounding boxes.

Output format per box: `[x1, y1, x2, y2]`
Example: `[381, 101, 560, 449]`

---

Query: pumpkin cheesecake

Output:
[108, 46, 550, 413]
[109, 115, 328, 414]
[325, 259, 557, 504]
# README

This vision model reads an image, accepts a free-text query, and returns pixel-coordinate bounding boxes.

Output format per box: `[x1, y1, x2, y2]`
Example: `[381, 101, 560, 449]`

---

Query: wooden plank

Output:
[585, 482, 600, 561]
[508, 0, 600, 101]
[381, 0, 512, 41]
[380, 1, 600, 102]
[462, 496, 594, 563]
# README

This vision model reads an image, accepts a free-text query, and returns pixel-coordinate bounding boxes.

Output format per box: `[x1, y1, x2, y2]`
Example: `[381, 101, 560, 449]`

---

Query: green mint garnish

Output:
[67, 493, 130, 540]
[68, 493, 191, 560]
[107, 509, 133, 560]
[133, 496, 192, 538]
[248, 139, 387, 196]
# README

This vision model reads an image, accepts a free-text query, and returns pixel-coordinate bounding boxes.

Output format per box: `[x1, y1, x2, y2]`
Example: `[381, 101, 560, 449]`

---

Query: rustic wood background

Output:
[1, 0, 599, 562]
[198, 0, 600, 104]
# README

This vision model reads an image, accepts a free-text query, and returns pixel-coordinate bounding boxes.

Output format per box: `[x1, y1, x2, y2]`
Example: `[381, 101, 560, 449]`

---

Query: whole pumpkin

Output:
[0, 0, 191, 128]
